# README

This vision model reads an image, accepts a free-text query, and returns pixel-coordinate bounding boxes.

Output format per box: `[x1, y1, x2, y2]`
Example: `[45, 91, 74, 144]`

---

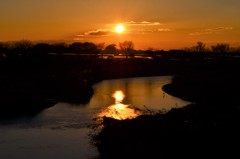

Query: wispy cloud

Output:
[157, 28, 173, 32]
[189, 26, 233, 36]
[75, 29, 112, 39]
[205, 27, 233, 32]
[189, 31, 212, 36]
[84, 29, 111, 36]
[126, 28, 173, 34]
[124, 21, 161, 26]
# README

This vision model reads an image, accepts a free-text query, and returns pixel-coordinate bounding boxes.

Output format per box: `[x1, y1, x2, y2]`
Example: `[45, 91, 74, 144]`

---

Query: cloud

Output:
[134, 28, 173, 33]
[189, 26, 233, 36]
[205, 27, 233, 32]
[125, 21, 174, 33]
[189, 31, 212, 36]
[84, 29, 111, 36]
[124, 21, 173, 33]
[124, 21, 161, 26]
[74, 29, 111, 40]
[73, 37, 84, 41]
[158, 28, 173, 32]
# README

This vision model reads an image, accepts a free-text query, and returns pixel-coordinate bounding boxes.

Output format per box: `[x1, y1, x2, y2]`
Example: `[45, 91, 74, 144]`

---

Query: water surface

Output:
[0, 76, 190, 159]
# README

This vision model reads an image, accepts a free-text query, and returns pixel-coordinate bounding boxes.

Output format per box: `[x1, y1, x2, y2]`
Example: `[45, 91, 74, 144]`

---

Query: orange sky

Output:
[1, 0, 240, 50]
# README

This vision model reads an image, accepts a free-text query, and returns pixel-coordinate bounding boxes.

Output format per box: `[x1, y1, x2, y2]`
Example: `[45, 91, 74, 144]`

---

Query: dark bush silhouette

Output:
[103, 44, 118, 55]
[32, 43, 52, 54]
[50, 42, 68, 53]
[69, 42, 99, 54]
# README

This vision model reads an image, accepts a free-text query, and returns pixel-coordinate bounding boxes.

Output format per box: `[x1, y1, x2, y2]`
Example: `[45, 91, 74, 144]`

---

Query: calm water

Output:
[0, 76, 190, 159]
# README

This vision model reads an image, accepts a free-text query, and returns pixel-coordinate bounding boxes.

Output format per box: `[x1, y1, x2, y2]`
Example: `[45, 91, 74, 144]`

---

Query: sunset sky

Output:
[1, 0, 240, 49]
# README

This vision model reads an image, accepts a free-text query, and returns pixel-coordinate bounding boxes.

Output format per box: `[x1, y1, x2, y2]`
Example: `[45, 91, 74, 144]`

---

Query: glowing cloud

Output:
[84, 29, 110, 36]
[158, 28, 173, 32]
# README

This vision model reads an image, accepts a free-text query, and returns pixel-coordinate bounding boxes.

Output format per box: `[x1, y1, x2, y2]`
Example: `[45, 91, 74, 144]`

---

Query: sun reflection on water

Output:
[98, 90, 142, 120]
[113, 90, 125, 104]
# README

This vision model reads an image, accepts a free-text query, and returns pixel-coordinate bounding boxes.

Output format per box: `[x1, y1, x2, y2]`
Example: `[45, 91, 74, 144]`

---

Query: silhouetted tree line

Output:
[0, 40, 136, 60]
[148, 42, 240, 60]
[184, 41, 240, 53]
[1, 40, 240, 61]
[0, 40, 100, 59]
[99, 41, 135, 58]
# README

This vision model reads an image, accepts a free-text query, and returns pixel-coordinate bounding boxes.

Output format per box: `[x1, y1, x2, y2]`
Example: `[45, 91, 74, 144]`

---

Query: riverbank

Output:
[93, 104, 239, 158]
[92, 64, 240, 158]
[0, 57, 95, 119]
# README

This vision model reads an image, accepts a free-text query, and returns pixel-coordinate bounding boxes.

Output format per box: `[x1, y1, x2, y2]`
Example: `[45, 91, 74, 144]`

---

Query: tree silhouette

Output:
[234, 47, 240, 53]
[97, 43, 105, 58]
[195, 41, 206, 53]
[104, 44, 118, 55]
[32, 43, 51, 55]
[9, 40, 33, 57]
[69, 42, 83, 53]
[97, 43, 105, 51]
[211, 43, 230, 53]
[119, 41, 134, 58]
[51, 42, 68, 54]
[0, 42, 5, 54]
[69, 42, 99, 54]
[81, 42, 99, 55]
[13, 40, 33, 49]
[0, 42, 7, 60]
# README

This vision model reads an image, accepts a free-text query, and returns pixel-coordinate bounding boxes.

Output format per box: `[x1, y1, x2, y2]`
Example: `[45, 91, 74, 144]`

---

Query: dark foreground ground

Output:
[92, 62, 240, 159]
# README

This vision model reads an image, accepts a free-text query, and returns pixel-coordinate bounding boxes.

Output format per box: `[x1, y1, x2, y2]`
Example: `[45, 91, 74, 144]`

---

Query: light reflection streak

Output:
[98, 90, 142, 120]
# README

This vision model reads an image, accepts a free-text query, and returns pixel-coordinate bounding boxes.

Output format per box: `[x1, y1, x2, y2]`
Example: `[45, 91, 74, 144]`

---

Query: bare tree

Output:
[12, 40, 33, 56]
[13, 40, 33, 49]
[119, 41, 134, 58]
[195, 41, 206, 53]
[211, 43, 230, 53]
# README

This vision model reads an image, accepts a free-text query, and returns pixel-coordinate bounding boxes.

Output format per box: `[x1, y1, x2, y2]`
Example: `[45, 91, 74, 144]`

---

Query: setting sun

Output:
[115, 24, 125, 33]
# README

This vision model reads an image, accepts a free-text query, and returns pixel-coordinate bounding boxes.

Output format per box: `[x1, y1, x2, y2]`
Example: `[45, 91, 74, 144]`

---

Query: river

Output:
[0, 76, 190, 159]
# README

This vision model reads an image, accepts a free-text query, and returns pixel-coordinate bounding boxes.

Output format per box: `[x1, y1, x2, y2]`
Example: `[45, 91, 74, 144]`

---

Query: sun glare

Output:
[115, 24, 125, 33]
